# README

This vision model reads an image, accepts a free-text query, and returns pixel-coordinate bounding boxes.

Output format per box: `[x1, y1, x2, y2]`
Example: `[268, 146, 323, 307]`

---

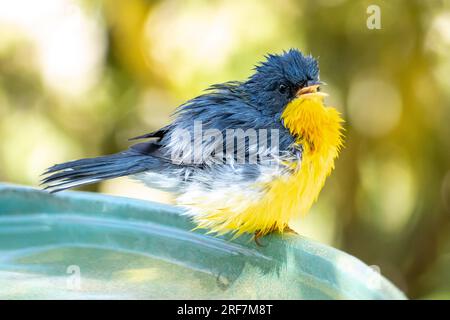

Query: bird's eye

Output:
[299, 80, 308, 88]
[278, 84, 288, 94]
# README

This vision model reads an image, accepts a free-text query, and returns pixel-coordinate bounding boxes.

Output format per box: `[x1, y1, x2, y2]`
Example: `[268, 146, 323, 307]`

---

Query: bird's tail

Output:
[41, 150, 155, 193]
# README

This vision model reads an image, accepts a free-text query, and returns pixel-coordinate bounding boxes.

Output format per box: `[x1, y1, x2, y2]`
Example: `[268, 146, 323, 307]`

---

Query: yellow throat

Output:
[191, 95, 344, 237]
[277, 95, 344, 225]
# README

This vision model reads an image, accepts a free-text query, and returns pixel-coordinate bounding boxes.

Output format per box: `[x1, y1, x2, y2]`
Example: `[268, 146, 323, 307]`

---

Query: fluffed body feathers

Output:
[42, 49, 344, 238]
[187, 96, 344, 236]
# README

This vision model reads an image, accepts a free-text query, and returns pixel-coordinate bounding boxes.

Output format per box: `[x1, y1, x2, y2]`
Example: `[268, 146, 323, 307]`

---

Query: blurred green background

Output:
[0, 0, 449, 299]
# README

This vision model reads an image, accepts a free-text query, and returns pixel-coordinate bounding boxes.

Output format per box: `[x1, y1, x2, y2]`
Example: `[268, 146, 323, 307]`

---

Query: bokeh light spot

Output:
[347, 75, 402, 137]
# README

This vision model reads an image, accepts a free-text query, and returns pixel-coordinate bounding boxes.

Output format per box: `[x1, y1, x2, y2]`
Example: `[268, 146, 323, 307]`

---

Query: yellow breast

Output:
[190, 96, 344, 237]
[277, 95, 344, 224]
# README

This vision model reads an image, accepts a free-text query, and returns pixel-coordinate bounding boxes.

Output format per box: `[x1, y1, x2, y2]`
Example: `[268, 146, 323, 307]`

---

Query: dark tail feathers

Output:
[41, 151, 155, 193]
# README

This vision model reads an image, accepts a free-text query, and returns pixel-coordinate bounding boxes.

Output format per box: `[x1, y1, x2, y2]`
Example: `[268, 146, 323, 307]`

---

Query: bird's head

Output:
[244, 49, 323, 116]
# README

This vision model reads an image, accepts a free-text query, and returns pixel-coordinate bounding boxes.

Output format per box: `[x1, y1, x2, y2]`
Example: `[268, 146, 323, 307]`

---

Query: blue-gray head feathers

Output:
[244, 49, 320, 115]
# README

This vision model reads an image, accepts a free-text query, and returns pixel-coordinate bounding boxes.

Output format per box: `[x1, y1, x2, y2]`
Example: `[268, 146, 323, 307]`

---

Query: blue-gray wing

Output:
[133, 82, 297, 167]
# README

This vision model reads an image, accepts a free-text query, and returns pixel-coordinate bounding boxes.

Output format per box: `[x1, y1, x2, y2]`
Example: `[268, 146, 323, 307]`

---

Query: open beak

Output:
[295, 82, 328, 98]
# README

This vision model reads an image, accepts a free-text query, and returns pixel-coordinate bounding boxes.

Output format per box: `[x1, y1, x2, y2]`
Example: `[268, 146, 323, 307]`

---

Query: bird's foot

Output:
[253, 224, 297, 246]
[283, 225, 299, 235]
[253, 224, 279, 246]
[253, 230, 267, 247]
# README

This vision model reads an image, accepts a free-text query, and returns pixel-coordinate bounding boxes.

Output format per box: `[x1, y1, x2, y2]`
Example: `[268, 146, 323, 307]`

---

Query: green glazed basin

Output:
[0, 183, 406, 299]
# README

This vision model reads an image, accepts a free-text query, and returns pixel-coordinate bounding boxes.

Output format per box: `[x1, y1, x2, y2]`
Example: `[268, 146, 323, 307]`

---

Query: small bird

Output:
[42, 49, 344, 241]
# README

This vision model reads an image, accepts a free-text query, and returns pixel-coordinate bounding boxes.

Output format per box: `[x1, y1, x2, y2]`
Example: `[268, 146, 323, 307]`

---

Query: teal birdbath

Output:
[0, 183, 406, 299]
